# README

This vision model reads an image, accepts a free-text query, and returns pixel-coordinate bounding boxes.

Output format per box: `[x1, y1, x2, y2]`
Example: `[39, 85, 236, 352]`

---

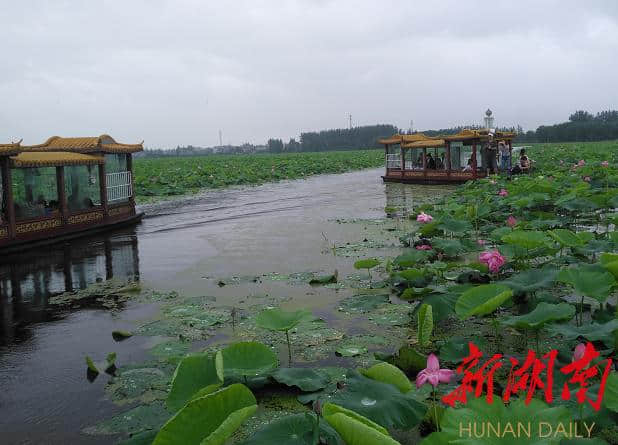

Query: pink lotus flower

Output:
[601, 161, 609, 167]
[506, 215, 517, 228]
[578, 160, 586, 167]
[489, 179, 496, 185]
[416, 212, 433, 223]
[571, 165, 578, 171]
[479, 250, 506, 274]
[573, 343, 586, 362]
[416, 353, 454, 388]
[498, 189, 508, 197]
[477, 239, 487, 246]
[583, 176, 591, 182]
[416, 244, 432, 250]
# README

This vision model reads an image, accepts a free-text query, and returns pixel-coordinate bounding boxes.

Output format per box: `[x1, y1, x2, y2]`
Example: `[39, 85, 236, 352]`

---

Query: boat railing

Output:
[386, 154, 401, 168]
[106, 171, 133, 202]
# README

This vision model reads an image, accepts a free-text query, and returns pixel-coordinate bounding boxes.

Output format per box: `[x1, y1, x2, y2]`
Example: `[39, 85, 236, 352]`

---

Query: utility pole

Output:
[348, 114, 352, 130]
[218, 130, 223, 146]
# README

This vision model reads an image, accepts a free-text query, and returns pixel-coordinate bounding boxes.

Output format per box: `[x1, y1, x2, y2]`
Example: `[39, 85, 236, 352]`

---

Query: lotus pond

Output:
[4, 141, 618, 444]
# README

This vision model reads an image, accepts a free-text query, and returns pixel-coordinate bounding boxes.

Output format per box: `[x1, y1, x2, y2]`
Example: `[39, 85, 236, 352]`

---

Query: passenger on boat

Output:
[498, 141, 510, 172]
[483, 133, 498, 175]
[511, 149, 531, 174]
[462, 158, 474, 172]
[426, 153, 436, 169]
[436, 154, 445, 170]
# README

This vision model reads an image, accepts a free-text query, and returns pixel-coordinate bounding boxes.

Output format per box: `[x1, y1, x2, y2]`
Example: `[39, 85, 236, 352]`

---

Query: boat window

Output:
[65, 165, 102, 213]
[12, 167, 60, 221]
[406, 148, 423, 170]
[450, 144, 462, 169]
[0, 168, 5, 225]
[105, 154, 128, 173]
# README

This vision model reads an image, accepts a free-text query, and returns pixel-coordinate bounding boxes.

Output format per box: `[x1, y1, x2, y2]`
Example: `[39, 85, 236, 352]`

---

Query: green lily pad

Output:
[221, 342, 279, 378]
[439, 336, 489, 363]
[322, 403, 399, 445]
[338, 294, 389, 313]
[455, 284, 513, 319]
[271, 368, 332, 392]
[166, 352, 224, 412]
[149, 340, 190, 359]
[256, 308, 314, 332]
[112, 330, 133, 341]
[393, 250, 431, 268]
[336, 346, 368, 357]
[547, 320, 618, 347]
[502, 302, 575, 330]
[84, 401, 171, 436]
[431, 238, 466, 257]
[153, 384, 257, 445]
[438, 218, 472, 234]
[548, 229, 585, 247]
[360, 362, 413, 393]
[501, 230, 550, 250]
[500, 266, 558, 294]
[604, 372, 618, 413]
[236, 412, 342, 445]
[326, 371, 426, 430]
[417, 303, 433, 347]
[557, 264, 616, 303]
[354, 259, 380, 270]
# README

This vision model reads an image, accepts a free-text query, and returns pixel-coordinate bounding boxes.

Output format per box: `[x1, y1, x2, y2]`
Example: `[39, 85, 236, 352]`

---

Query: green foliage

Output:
[166, 352, 224, 412]
[237, 412, 342, 445]
[557, 264, 616, 302]
[153, 384, 257, 445]
[221, 342, 278, 379]
[417, 303, 433, 347]
[271, 368, 331, 392]
[500, 266, 558, 294]
[360, 362, 413, 393]
[547, 320, 618, 347]
[502, 302, 575, 330]
[322, 403, 401, 445]
[455, 284, 513, 319]
[255, 308, 313, 332]
[353, 259, 380, 270]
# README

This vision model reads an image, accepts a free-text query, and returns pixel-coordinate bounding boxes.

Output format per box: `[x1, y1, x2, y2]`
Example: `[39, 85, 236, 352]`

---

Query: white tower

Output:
[484, 109, 495, 131]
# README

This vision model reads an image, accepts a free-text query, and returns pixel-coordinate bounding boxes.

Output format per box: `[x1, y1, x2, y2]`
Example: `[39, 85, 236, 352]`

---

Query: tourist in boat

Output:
[436, 153, 445, 170]
[498, 141, 510, 172]
[427, 153, 436, 169]
[483, 133, 498, 175]
[511, 149, 531, 174]
[462, 157, 474, 172]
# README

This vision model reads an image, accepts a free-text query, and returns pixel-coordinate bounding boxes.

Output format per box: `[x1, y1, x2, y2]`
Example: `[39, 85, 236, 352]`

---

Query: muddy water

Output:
[0, 168, 452, 444]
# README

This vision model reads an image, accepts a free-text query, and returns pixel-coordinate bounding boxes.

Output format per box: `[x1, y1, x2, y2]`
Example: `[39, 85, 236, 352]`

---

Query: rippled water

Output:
[0, 167, 452, 444]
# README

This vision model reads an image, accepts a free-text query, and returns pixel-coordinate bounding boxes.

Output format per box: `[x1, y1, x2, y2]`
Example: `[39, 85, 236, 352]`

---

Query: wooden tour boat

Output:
[0, 135, 144, 252]
[380, 128, 516, 185]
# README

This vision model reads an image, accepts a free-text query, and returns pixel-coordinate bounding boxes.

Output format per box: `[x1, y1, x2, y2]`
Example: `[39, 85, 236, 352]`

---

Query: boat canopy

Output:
[0, 141, 22, 156]
[10, 152, 105, 168]
[23, 134, 143, 154]
[380, 129, 517, 145]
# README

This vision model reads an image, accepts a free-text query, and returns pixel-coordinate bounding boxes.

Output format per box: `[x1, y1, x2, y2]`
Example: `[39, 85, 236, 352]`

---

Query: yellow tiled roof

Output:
[402, 139, 446, 149]
[10, 152, 104, 168]
[0, 140, 22, 156]
[23, 134, 143, 154]
[379, 133, 439, 145]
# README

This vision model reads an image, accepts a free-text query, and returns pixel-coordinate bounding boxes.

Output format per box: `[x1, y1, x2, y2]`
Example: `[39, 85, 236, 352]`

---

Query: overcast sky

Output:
[1, 1, 617, 148]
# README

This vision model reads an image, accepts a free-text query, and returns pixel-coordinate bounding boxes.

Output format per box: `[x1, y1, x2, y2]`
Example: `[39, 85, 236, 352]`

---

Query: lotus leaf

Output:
[501, 230, 550, 250]
[237, 412, 342, 445]
[166, 352, 224, 412]
[417, 303, 433, 347]
[500, 266, 558, 294]
[604, 372, 618, 413]
[353, 259, 380, 270]
[335, 346, 367, 357]
[323, 404, 400, 445]
[393, 250, 431, 267]
[547, 229, 584, 247]
[430, 238, 466, 257]
[326, 371, 426, 429]
[338, 294, 389, 313]
[271, 368, 331, 392]
[428, 397, 570, 444]
[118, 430, 158, 445]
[221, 342, 278, 378]
[378, 346, 427, 374]
[360, 362, 413, 393]
[502, 302, 575, 330]
[439, 336, 488, 363]
[255, 308, 313, 332]
[455, 284, 513, 319]
[86, 356, 99, 374]
[557, 264, 616, 302]
[153, 384, 257, 445]
[547, 320, 618, 347]
[600, 253, 618, 279]
[112, 330, 133, 341]
[437, 218, 472, 234]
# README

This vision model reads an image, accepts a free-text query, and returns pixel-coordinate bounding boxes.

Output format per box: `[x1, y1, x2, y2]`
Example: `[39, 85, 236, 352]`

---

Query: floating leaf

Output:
[86, 356, 99, 374]
[439, 336, 488, 363]
[393, 250, 431, 268]
[600, 253, 618, 280]
[354, 259, 380, 270]
[547, 229, 584, 247]
[153, 384, 257, 445]
[604, 372, 618, 413]
[106, 352, 117, 366]
[455, 284, 513, 319]
[339, 294, 389, 313]
[326, 371, 425, 429]
[417, 303, 433, 347]
[430, 238, 465, 257]
[166, 352, 224, 412]
[221, 342, 278, 378]
[237, 412, 342, 445]
[112, 330, 133, 341]
[501, 230, 550, 250]
[271, 368, 331, 392]
[335, 346, 368, 357]
[502, 302, 575, 330]
[437, 218, 472, 234]
[557, 264, 616, 303]
[360, 362, 412, 393]
[309, 273, 338, 285]
[322, 403, 400, 445]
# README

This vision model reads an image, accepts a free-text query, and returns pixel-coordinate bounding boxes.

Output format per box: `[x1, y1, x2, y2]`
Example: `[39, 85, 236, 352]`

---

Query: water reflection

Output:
[384, 182, 453, 218]
[0, 228, 140, 346]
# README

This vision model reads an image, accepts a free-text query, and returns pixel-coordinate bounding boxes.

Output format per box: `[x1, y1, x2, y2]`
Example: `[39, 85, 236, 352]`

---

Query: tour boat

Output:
[0, 135, 143, 252]
[380, 126, 516, 185]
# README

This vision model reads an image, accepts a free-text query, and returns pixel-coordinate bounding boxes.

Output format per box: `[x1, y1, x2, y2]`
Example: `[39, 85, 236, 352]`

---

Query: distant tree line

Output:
[138, 110, 618, 157]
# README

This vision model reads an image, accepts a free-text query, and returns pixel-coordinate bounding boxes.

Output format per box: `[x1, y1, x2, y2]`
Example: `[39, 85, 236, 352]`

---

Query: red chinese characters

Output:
[441, 342, 612, 411]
